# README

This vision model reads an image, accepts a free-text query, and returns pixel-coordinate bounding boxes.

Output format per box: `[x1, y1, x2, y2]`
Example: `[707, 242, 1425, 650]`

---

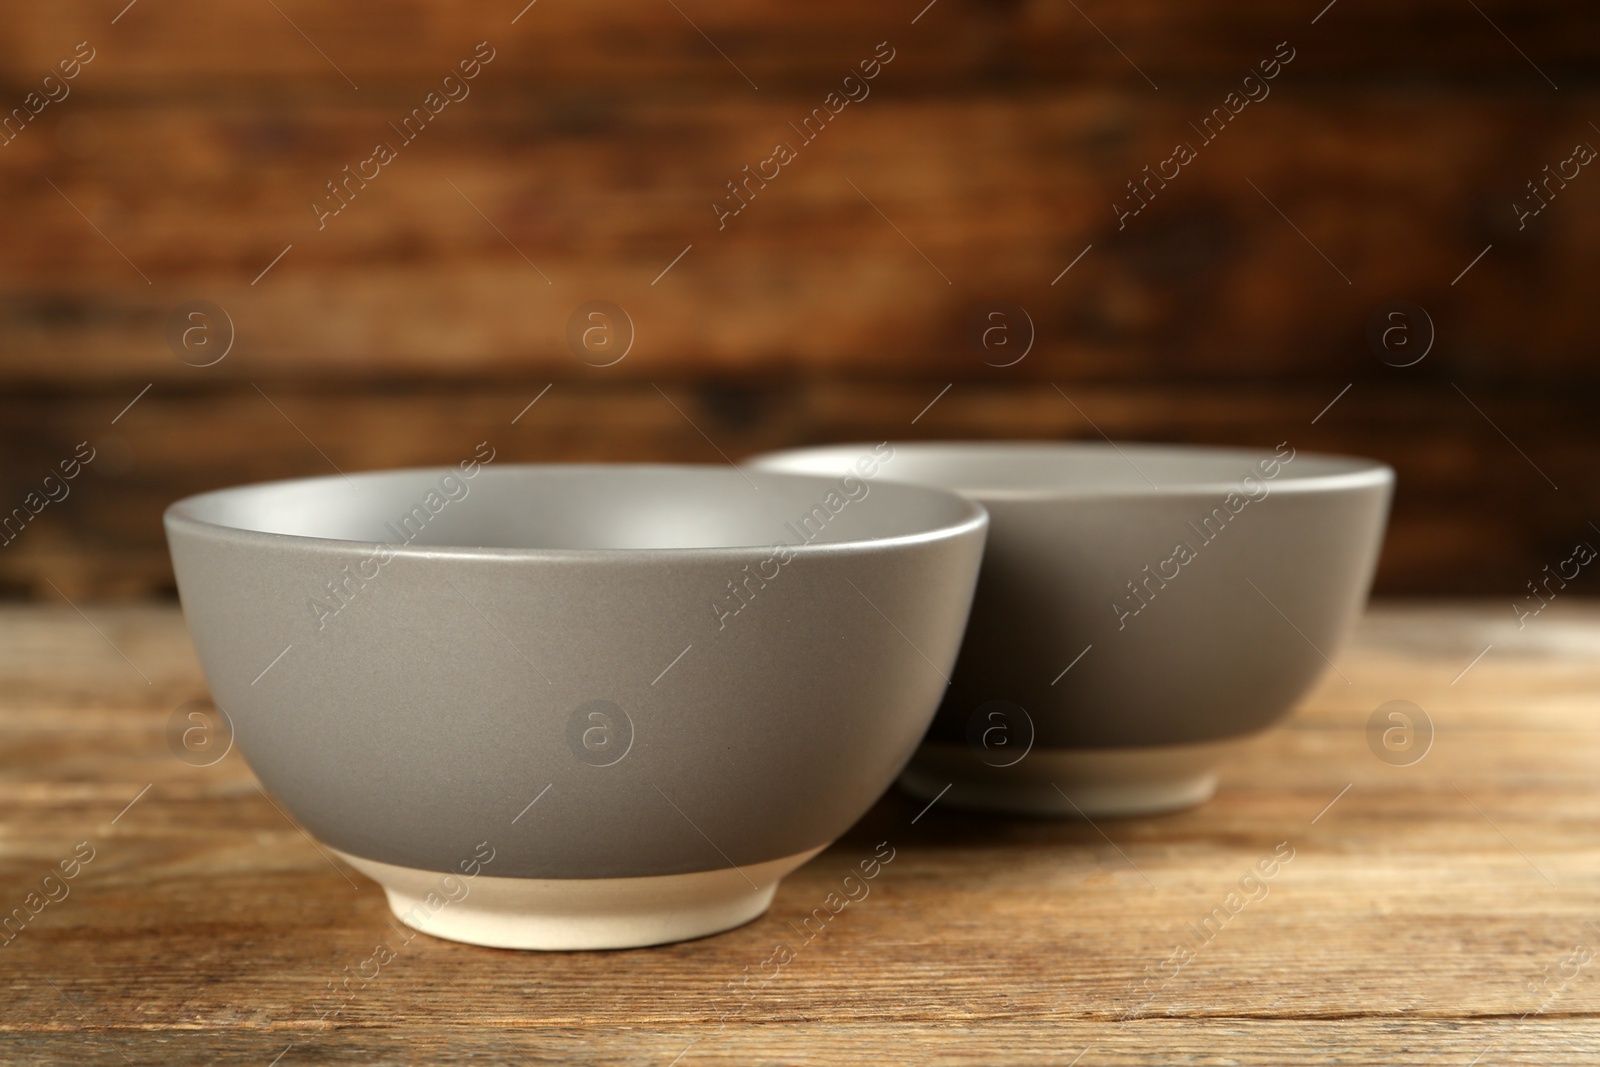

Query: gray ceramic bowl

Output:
[748, 442, 1393, 817]
[165, 463, 986, 948]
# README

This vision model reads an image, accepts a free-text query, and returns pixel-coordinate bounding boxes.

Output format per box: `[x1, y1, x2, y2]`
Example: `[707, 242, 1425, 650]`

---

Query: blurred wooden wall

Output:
[1, 0, 1597, 599]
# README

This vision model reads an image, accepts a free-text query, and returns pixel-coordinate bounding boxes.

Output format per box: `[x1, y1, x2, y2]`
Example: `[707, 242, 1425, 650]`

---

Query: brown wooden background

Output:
[1, 0, 1597, 599]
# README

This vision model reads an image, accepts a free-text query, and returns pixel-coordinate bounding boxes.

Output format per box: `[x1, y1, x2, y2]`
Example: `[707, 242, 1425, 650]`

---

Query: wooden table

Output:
[3, 601, 1597, 1065]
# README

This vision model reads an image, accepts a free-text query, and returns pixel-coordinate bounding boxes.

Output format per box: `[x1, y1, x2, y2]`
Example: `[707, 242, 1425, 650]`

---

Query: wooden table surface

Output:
[2, 600, 1598, 1065]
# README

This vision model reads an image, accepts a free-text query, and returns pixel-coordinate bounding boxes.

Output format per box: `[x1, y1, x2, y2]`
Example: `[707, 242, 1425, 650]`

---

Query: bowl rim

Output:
[747, 440, 1395, 502]
[163, 462, 989, 560]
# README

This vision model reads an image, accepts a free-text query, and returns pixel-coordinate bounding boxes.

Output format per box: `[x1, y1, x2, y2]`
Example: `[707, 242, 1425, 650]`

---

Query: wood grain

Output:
[1, 0, 1596, 599]
[0, 601, 1598, 1065]
[3, 0, 1595, 92]
[0, 380, 1592, 600]
[2, 95, 1598, 382]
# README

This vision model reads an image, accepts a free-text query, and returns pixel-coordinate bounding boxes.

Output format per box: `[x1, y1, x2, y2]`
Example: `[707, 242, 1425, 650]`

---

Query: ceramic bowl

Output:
[747, 442, 1393, 817]
[165, 462, 986, 949]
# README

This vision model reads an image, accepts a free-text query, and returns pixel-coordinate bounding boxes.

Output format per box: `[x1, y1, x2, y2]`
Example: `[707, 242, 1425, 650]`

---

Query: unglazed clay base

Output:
[336, 847, 826, 950]
[899, 740, 1245, 818]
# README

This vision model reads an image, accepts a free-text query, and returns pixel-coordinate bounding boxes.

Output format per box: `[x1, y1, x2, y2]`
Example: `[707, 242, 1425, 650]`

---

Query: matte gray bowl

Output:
[747, 442, 1393, 817]
[164, 462, 987, 948]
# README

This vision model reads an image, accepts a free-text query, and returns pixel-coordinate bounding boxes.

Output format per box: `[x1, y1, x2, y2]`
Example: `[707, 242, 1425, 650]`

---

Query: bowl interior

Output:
[168, 464, 980, 552]
[751, 441, 1389, 498]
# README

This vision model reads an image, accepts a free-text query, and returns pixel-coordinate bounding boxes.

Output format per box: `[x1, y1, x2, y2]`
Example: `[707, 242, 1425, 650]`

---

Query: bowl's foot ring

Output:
[335, 846, 825, 950]
[899, 740, 1245, 818]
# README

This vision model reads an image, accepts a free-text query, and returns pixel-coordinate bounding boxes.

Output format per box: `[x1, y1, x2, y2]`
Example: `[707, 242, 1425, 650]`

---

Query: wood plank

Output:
[4, 1024, 1600, 1066]
[2, 0, 1595, 96]
[2, 94, 1598, 382]
[0, 382, 1593, 599]
[0, 603, 1598, 1065]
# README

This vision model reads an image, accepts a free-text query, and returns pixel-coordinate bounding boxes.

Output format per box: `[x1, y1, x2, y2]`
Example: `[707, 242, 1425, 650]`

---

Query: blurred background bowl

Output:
[1, 0, 1594, 605]
[750, 441, 1392, 816]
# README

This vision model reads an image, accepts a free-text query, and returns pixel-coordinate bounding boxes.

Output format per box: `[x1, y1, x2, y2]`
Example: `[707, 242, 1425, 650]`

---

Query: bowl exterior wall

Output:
[746, 443, 1392, 750]
[931, 478, 1391, 748]
[166, 511, 985, 879]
